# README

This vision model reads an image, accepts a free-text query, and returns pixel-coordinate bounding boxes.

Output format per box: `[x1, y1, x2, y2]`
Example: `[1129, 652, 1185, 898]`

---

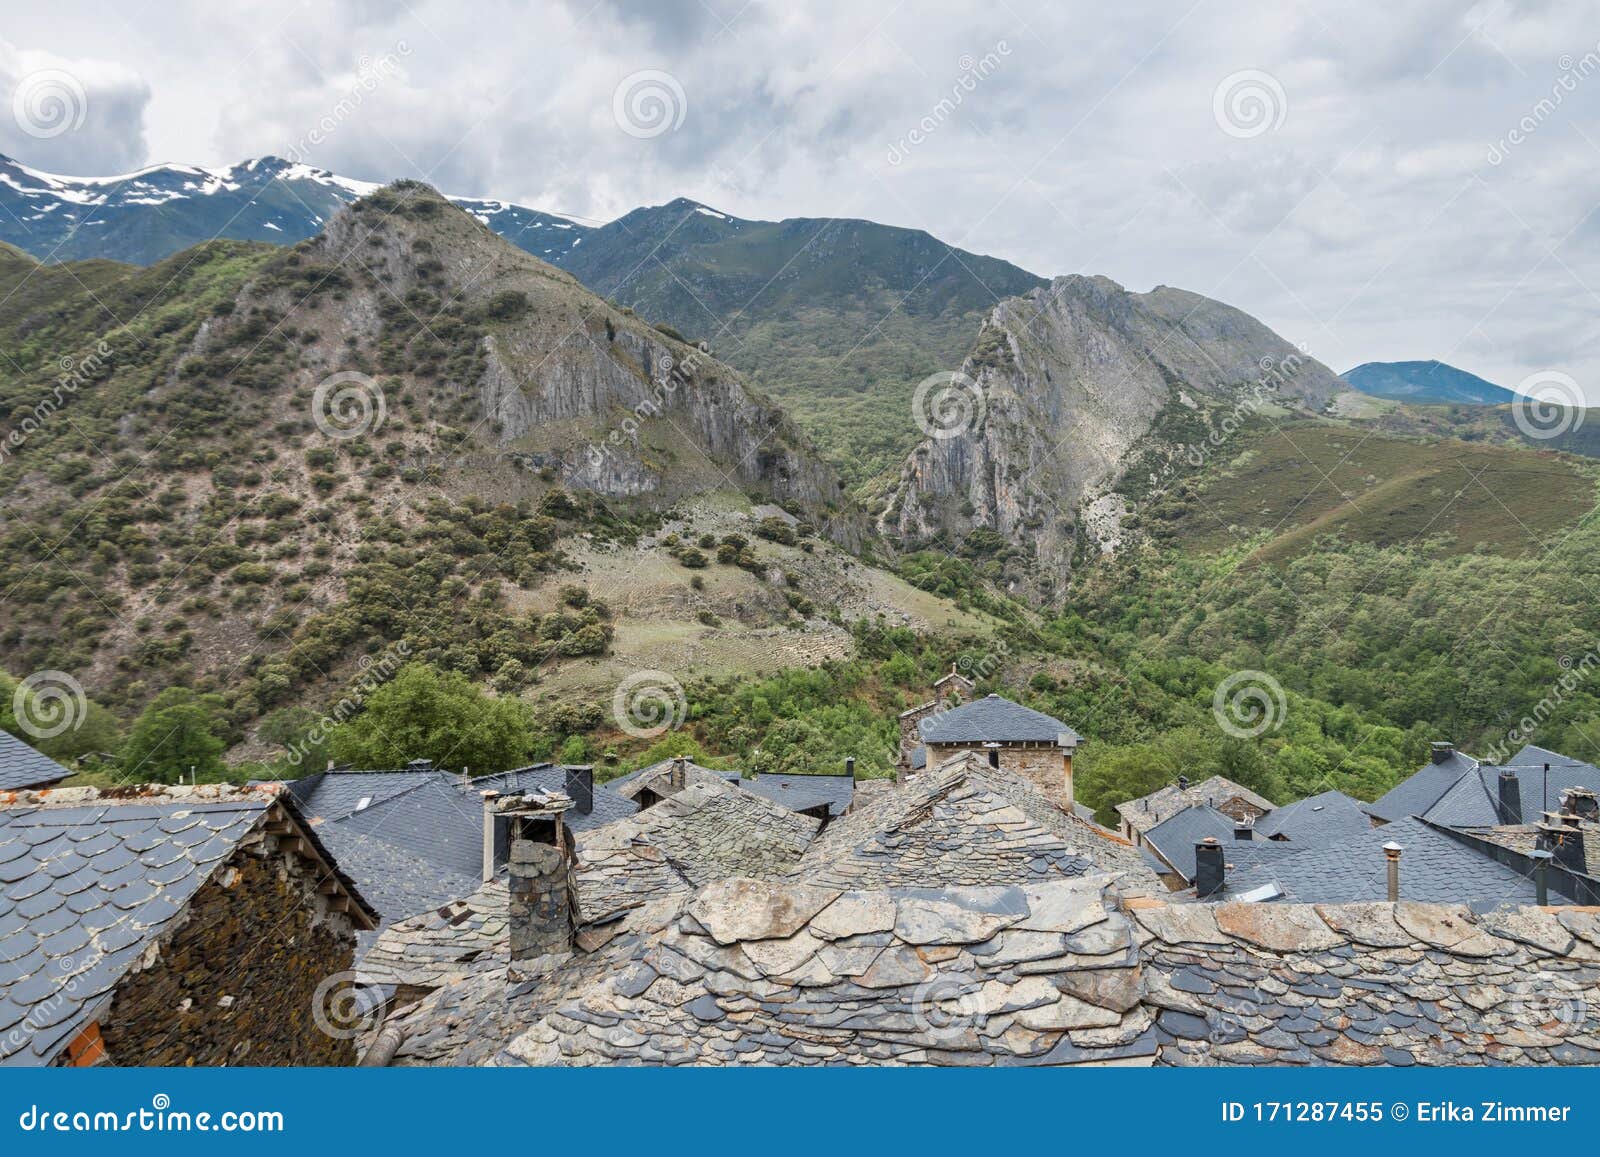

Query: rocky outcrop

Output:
[881, 275, 1341, 597]
[198, 182, 859, 542]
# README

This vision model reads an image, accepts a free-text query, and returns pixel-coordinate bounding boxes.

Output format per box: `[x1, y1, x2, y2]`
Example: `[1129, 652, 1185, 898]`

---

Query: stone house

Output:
[895, 665, 977, 772]
[1114, 774, 1274, 846]
[913, 693, 1082, 810]
[0, 784, 376, 1067]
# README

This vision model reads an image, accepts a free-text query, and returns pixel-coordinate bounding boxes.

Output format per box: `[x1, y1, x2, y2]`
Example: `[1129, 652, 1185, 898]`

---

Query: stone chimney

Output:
[1496, 768, 1522, 825]
[499, 790, 577, 979]
[1429, 741, 1455, 764]
[1538, 789, 1593, 874]
[1563, 786, 1598, 824]
[564, 765, 594, 815]
[670, 756, 688, 790]
[1194, 837, 1225, 898]
[1058, 731, 1077, 811]
[1383, 842, 1403, 902]
[480, 789, 499, 883]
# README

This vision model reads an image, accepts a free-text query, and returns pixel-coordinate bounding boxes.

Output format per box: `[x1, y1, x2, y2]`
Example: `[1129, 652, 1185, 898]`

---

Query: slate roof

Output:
[314, 777, 486, 940]
[1135, 900, 1600, 1066]
[1142, 805, 1236, 876]
[471, 765, 637, 832]
[743, 771, 855, 817]
[0, 730, 73, 792]
[1252, 789, 1372, 844]
[1472, 821, 1600, 877]
[1114, 776, 1276, 837]
[1216, 816, 1574, 908]
[918, 694, 1082, 746]
[793, 752, 1159, 892]
[285, 767, 450, 822]
[1363, 749, 1480, 823]
[0, 784, 374, 1067]
[1422, 759, 1599, 828]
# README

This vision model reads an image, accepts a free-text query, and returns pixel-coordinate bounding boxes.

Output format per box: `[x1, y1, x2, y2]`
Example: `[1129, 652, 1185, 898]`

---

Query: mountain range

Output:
[0, 154, 1043, 486]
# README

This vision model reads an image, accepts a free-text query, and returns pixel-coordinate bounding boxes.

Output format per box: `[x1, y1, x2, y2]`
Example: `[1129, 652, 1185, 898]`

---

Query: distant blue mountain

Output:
[1342, 360, 1515, 405]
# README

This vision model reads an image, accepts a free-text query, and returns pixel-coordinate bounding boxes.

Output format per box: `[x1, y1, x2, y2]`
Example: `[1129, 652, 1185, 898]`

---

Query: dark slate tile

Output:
[1158, 1009, 1212, 1040]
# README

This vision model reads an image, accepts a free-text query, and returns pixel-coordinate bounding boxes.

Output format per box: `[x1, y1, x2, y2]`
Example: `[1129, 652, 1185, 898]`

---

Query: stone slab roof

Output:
[584, 779, 819, 889]
[918, 694, 1081, 746]
[358, 880, 509, 995]
[384, 873, 1600, 1068]
[388, 874, 1155, 1067]
[0, 784, 374, 1067]
[743, 772, 855, 817]
[793, 753, 1159, 892]
[0, 731, 72, 793]
[1218, 815, 1576, 907]
[1135, 899, 1600, 1065]
[1114, 776, 1276, 836]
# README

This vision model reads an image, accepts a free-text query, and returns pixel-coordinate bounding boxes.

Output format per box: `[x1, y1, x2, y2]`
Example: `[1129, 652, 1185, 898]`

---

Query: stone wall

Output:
[897, 702, 938, 771]
[927, 742, 1072, 809]
[97, 835, 360, 1066]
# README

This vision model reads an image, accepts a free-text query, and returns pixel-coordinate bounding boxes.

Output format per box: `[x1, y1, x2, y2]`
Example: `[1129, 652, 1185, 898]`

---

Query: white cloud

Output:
[9, 0, 1600, 395]
[0, 37, 149, 174]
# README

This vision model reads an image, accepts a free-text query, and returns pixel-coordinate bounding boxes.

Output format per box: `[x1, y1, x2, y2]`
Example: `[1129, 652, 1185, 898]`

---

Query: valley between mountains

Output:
[1, 168, 1597, 822]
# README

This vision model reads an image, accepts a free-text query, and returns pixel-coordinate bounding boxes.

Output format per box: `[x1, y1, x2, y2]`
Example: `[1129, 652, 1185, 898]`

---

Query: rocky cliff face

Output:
[881, 275, 1341, 598]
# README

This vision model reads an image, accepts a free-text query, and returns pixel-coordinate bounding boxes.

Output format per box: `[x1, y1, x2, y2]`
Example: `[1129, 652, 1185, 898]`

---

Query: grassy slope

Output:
[1158, 423, 1596, 566]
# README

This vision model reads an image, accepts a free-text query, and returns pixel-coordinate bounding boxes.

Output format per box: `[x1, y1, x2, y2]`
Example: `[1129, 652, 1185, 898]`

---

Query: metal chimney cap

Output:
[1382, 841, 1404, 855]
[1529, 849, 1555, 861]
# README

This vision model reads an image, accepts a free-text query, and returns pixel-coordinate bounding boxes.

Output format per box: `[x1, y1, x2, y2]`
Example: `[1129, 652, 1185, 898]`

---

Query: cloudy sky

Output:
[4, 0, 1600, 394]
